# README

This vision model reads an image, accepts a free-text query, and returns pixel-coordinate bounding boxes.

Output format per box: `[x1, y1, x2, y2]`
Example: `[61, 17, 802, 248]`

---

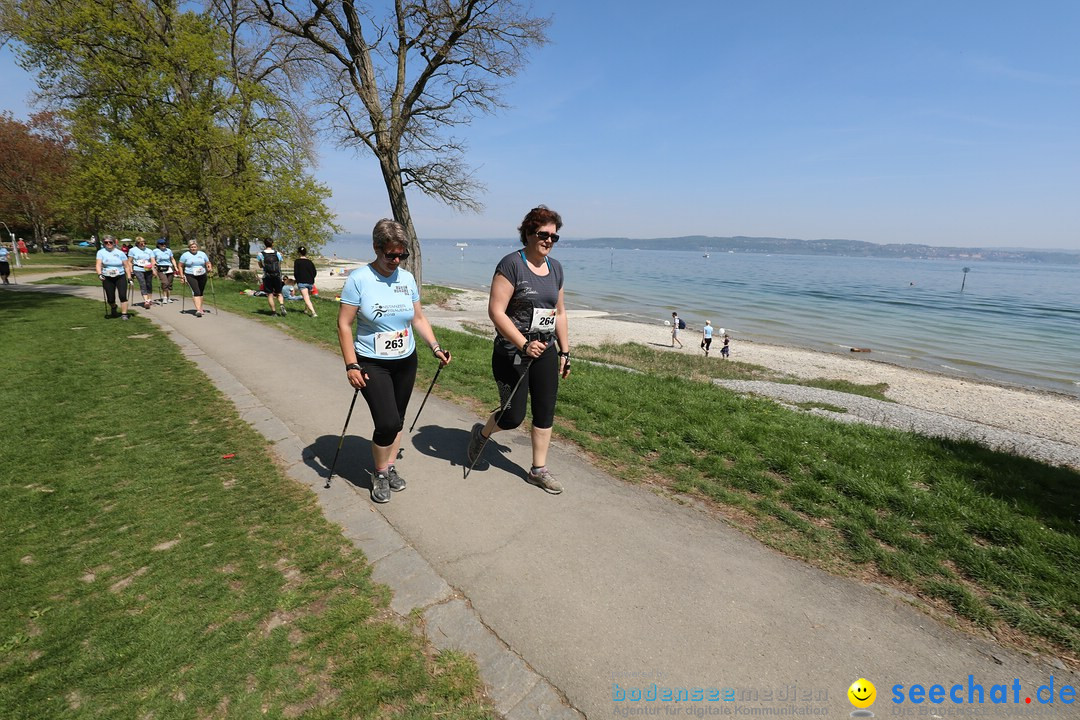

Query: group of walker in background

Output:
[670, 312, 731, 358]
[94, 235, 214, 319]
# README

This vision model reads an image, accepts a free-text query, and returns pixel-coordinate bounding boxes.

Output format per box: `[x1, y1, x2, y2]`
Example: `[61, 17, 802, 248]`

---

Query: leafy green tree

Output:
[0, 111, 73, 248]
[3, 0, 338, 271]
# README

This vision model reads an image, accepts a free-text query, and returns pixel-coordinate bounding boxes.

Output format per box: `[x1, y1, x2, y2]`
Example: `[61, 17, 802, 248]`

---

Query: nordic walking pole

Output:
[100, 279, 110, 318]
[325, 388, 361, 489]
[408, 355, 450, 433]
[463, 354, 538, 480]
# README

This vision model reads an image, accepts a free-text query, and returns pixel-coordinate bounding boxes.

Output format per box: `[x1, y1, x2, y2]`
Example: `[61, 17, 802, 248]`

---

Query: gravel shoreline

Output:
[424, 287, 1080, 471]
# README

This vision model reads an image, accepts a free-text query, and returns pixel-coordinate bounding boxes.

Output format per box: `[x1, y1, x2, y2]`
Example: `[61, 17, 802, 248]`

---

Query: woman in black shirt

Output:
[292, 246, 319, 317]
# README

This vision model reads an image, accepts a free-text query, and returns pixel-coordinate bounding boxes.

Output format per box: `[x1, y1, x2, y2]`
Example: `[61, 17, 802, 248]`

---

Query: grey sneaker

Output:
[527, 466, 563, 494]
[386, 465, 406, 492]
[466, 423, 487, 465]
[371, 471, 391, 503]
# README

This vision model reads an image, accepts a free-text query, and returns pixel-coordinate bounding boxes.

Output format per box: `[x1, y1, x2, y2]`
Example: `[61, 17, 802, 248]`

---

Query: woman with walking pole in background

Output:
[336, 219, 451, 504]
[95, 235, 132, 320]
[127, 236, 156, 309]
[465, 206, 571, 494]
[153, 238, 178, 304]
[178, 240, 212, 317]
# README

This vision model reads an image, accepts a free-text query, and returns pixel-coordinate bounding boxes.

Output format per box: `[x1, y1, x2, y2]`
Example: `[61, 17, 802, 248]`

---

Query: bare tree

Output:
[251, 0, 550, 285]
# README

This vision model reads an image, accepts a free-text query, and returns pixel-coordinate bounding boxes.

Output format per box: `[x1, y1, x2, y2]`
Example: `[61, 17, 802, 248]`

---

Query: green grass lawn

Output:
[0, 291, 492, 720]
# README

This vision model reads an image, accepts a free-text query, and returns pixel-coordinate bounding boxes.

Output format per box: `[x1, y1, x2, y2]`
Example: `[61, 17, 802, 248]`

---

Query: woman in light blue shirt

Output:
[337, 219, 451, 504]
[0, 244, 10, 284]
[127, 236, 156, 309]
[95, 235, 132, 319]
[178, 240, 213, 317]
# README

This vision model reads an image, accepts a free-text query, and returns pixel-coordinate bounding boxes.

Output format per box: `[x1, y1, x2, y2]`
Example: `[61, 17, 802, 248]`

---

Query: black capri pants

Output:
[492, 342, 560, 431]
[101, 274, 129, 305]
[357, 351, 418, 447]
[185, 272, 208, 297]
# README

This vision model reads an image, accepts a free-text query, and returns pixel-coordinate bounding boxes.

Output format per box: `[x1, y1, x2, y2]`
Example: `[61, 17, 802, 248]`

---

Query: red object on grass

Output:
[222, 453, 236, 459]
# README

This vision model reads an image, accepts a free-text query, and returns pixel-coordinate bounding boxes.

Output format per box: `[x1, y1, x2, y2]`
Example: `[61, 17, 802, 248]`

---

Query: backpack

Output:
[261, 249, 281, 277]
[677, 317, 686, 330]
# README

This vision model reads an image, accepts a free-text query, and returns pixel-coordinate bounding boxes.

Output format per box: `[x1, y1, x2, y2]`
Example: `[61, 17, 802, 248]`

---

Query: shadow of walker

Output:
[304, 434, 374, 491]
[409, 424, 528, 481]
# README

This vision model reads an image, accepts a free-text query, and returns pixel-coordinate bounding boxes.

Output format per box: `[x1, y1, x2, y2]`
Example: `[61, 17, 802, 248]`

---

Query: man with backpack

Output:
[258, 239, 286, 316]
[671, 311, 685, 348]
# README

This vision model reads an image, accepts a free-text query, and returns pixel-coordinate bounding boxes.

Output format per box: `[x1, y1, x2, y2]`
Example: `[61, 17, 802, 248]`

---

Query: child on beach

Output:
[721, 335, 730, 358]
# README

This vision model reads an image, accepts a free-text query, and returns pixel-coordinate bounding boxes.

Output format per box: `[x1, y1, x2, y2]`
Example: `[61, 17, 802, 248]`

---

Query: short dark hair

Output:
[297, 246, 307, 256]
[372, 219, 409, 253]
[518, 205, 563, 246]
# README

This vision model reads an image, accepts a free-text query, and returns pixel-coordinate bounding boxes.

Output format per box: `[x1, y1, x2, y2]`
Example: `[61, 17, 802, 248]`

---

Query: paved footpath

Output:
[8, 279, 1078, 719]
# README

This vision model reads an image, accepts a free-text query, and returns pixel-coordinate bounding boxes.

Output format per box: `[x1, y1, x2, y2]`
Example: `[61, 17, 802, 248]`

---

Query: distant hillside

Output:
[567, 235, 1080, 265]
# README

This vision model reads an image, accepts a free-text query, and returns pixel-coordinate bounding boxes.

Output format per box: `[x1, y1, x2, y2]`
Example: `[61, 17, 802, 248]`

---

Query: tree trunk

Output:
[380, 157, 422, 288]
[207, 227, 227, 277]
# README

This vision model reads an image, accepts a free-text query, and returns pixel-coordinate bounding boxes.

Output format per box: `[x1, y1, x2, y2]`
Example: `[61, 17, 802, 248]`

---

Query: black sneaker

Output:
[466, 423, 486, 465]
[386, 465, 406, 492]
[371, 471, 391, 503]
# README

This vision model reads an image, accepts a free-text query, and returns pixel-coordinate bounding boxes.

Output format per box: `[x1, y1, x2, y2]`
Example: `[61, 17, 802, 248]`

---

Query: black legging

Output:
[357, 351, 418, 446]
[185, 272, 208, 297]
[101, 274, 129, 305]
[492, 342, 559, 431]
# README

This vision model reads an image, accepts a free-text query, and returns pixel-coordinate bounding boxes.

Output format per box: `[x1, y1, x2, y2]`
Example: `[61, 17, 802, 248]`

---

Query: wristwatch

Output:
[345, 363, 362, 372]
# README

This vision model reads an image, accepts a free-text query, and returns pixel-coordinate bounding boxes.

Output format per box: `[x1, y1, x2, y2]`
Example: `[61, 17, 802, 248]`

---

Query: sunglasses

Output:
[104, 240, 115, 244]
[384, 252, 410, 261]
[534, 231, 559, 242]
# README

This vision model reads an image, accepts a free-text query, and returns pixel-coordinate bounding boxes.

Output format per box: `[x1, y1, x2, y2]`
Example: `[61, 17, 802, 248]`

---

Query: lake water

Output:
[324, 237, 1080, 398]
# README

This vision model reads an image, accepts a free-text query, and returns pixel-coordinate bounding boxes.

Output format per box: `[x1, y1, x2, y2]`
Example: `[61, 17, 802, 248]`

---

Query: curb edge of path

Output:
[159, 319, 585, 720]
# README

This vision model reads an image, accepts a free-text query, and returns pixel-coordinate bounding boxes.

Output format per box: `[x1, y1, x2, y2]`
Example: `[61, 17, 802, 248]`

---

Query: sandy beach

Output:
[312, 259, 1078, 458]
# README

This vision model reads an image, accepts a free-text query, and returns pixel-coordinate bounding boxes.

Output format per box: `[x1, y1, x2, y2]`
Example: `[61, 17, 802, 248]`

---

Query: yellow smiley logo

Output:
[848, 678, 876, 709]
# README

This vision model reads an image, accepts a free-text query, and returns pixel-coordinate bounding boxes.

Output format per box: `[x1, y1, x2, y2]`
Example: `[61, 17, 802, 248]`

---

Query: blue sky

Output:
[3, 1, 1079, 249]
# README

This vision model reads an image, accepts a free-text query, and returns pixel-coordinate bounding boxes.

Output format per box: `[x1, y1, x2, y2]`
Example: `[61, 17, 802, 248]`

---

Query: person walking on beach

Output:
[337, 219, 451, 504]
[466, 205, 571, 495]
[153, 239, 178, 303]
[721, 334, 730, 358]
[178, 240, 213, 317]
[95, 235, 132, 319]
[127, 236, 156, 309]
[701, 320, 713, 356]
[292, 246, 319, 317]
[258, 239, 286, 316]
[671, 312, 684, 348]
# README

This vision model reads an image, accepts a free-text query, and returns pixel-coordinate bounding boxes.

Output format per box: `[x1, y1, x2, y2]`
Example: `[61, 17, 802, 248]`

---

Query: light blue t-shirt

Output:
[128, 245, 155, 272]
[153, 247, 175, 271]
[178, 250, 210, 275]
[97, 247, 129, 277]
[340, 265, 420, 360]
[0, 247, 8, 262]
[703, 325, 713, 340]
